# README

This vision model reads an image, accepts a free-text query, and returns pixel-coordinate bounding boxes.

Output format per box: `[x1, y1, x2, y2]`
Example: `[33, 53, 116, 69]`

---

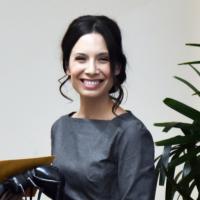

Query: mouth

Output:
[80, 79, 104, 89]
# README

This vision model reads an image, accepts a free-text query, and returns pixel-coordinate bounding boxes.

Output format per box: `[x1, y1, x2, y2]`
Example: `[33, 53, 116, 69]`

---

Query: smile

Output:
[80, 79, 103, 89]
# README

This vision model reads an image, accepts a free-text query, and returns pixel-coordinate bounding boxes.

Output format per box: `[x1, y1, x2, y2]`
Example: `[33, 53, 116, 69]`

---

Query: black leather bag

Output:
[0, 165, 64, 200]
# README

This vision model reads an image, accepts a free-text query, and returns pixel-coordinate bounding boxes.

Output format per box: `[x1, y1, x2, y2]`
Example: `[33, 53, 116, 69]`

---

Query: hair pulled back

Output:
[60, 15, 127, 113]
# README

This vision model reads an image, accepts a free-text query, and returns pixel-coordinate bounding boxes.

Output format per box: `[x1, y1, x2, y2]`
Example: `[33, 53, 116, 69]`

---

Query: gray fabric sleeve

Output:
[114, 122, 156, 200]
[50, 122, 56, 156]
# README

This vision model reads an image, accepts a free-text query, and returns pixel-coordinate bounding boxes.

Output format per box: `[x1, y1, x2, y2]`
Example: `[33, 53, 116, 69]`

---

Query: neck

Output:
[76, 96, 115, 120]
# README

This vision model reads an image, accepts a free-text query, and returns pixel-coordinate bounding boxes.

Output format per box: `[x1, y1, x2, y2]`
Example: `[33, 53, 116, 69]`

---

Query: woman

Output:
[51, 15, 156, 200]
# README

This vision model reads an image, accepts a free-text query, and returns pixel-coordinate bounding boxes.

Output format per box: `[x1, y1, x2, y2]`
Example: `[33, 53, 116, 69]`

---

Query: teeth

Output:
[83, 80, 100, 86]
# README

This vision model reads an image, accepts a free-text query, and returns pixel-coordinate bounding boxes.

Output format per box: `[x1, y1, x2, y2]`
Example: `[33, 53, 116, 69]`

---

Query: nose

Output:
[84, 60, 99, 75]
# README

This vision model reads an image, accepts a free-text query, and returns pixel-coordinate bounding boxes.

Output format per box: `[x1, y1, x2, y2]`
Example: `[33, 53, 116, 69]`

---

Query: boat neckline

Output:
[65, 110, 132, 122]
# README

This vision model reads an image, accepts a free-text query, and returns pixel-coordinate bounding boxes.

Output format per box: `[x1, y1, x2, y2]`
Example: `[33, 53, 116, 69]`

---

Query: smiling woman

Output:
[59, 15, 127, 115]
[67, 33, 114, 103]
[51, 15, 156, 200]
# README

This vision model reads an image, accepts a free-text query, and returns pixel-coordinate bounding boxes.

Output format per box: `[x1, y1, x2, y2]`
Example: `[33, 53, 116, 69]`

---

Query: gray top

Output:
[51, 111, 156, 200]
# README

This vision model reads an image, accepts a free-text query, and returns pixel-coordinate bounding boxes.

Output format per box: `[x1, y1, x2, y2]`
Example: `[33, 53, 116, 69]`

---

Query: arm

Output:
[114, 122, 156, 200]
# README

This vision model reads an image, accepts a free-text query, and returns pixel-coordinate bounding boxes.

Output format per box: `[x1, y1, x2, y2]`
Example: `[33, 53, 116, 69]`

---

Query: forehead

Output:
[71, 33, 108, 54]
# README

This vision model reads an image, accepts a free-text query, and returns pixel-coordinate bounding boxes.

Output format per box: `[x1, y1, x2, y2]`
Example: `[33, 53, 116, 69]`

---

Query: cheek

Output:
[67, 62, 82, 76]
[67, 56, 80, 75]
[101, 64, 112, 77]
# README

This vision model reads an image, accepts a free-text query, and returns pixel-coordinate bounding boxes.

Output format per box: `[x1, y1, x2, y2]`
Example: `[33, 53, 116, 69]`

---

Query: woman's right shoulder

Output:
[51, 113, 71, 132]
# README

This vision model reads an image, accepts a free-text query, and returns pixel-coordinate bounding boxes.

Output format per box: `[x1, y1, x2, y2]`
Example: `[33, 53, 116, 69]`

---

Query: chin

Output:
[80, 92, 105, 99]
[78, 89, 110, 100]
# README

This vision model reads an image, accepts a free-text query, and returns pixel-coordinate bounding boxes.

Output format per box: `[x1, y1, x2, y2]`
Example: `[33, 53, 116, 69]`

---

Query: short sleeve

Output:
[113, 121, 156, 200]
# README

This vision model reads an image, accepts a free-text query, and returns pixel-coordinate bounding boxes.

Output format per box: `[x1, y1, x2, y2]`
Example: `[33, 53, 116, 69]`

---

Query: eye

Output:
[98, 56, 110, 63]
[75, 56, 87, 63]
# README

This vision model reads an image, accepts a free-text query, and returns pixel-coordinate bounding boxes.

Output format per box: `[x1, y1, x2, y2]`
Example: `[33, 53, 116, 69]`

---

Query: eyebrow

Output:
[97, 52, 109, 57]
[73, 52, 109, 57]
[73, 53, 86, 56]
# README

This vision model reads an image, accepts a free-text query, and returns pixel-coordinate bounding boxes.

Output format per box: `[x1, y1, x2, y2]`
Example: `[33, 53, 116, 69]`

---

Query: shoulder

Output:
[51, 113, 73, 136]
[114, 111, 152, 139]
[113, 111, 154, 152]
[112, 111, 155, 162]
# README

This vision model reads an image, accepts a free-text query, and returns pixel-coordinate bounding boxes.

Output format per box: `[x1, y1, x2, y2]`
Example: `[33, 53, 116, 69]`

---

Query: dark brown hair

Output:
[60, 15, 127, 113]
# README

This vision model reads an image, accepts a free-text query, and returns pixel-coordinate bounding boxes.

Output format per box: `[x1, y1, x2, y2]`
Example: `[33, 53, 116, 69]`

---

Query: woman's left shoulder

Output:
[112, 110, 155, 162]
[114, 110, 153, 142]
[115, 111, 147, 130]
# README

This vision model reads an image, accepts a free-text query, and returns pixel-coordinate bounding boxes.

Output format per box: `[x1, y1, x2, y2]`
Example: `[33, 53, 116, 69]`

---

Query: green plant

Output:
[155, 43, 200, 200]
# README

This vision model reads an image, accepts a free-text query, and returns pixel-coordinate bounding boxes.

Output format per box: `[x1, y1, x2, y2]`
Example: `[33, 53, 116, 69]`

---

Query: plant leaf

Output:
[170, 146, 186, 156]
[159, 146, 172, 185]
[155, 134, 200, 146]
[179, 61, 200, 65]
[162, 164, 193, 199]
[162, 146, 171, 168]
[166, 150, 182, 200]
[189, 157, 200, 191]
[154, 122, 192, 132]
[188, 181, 196, 196]
[175, 171, 183, 182]
[154, 155, 161, 163]
[174, 76, 200, 97]
[186, 43, 200, 47]
[183, 161, 191, 178]
[155, 159, 163, 186]
[169, 148, 200, 168]
[189, 64, 200, 77]
[164, 98, 200, 120]
[177, 172, 194, 199]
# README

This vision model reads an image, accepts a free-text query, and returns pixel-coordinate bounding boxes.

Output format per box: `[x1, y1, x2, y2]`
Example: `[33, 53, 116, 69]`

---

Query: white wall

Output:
[0, 0, 199, 199]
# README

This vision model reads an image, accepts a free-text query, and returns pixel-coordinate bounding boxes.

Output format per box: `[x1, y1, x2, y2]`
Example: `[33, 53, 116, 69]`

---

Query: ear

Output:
[114, 65, 121, 76]
[66, 68, 71, 76]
